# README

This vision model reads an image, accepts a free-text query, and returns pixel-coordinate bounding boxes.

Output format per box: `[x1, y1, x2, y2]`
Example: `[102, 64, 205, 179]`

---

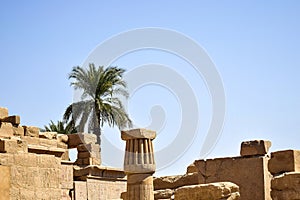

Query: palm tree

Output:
[43, 120, 77, 134]
[63, 63, 132, 144]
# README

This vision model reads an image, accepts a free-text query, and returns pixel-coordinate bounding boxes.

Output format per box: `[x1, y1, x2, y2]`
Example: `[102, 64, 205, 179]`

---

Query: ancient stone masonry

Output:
[268, 150, 300, 200]
[121, 128, 156, 200]
[0, 106, 126, 200]
[3, 105, 300, 199]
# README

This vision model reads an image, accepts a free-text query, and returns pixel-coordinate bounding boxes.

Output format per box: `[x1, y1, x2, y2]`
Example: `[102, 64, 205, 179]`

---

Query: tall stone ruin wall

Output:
[0, 107, 126, 200]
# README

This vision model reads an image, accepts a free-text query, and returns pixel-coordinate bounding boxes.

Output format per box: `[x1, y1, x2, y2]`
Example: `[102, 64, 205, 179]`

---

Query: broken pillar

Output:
[121, 128, 156, 200]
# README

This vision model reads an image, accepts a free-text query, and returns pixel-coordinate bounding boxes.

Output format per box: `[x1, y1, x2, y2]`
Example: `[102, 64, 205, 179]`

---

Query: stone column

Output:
[121, 128, 156, 200]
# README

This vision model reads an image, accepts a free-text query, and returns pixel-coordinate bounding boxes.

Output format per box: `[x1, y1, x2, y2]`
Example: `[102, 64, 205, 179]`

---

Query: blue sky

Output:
[1, 1, 300, 175]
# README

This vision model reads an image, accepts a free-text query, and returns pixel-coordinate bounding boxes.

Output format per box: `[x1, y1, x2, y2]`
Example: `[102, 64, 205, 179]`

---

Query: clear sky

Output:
[1, 1, 300, 176]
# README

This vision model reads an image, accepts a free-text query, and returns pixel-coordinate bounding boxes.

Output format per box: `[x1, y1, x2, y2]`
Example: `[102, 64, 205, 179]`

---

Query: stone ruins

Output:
[0, 106, 299, 199]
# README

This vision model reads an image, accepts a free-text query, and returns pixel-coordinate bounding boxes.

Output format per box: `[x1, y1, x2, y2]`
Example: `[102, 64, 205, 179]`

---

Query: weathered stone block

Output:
[121, 128, 156, 140]
[58, 141, 68, 149]
[38, 168, 61, 188]
[154, 173, 198, 190]
[0, 122, 14, 138]
[0, 107, 8, 119]
[187, 160, 206, 183]
[0, 153, 14, 165]
[77, 150, 100, 160]
[13, 125, 24, 136]
[186, 163, 198, 174]
[57, 134, 68, 143]
[10, 186, 19, 200]
[37, 154, 60, 169]
[77, 143, 100, 154]
[61, 149, 69, 161]
[240, 140, 271, 156]
[174, 182, 240, 200]
[39, 131, 57, 140]
[75, 157, 101, 166]
[77, 151, 92, 159]
[126, 174, 154, 200]
[74, 181, 87, 200]
[0, 115, 20, 126]
[21, 136, 40, 145]
[28, 144, 65, 158]
[23, 126, 39, 137]
[268, 150, 300, 174]
[67, 133, 97, 148]
[0, 138, 28, 153]
[10, 166, 39, 190]
[61, 189, 72, 200]
[39, 137, 58, 147]
[192, 156, 272, 200]
[14, 153, 37, 167]
[154, 189, 174, 199]
[19, 189, 35, 199]
[60, 163, 73, 189]
[271, 172, 300, 200]
[0, 165, 11, 200]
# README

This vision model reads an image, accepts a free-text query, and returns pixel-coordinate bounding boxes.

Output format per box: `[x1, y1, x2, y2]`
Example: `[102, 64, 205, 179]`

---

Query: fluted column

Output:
[121, 128, 156, 200]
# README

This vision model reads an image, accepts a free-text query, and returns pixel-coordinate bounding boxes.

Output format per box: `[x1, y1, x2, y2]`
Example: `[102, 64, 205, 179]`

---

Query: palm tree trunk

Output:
[94, 106, 102, 145]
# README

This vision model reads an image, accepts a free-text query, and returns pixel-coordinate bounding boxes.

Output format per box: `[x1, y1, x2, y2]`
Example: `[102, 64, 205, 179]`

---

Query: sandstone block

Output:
[126, 174, 154, 200]
[10, 166, 39, 190]
[13, 125, 24, 136]
[77, 151, 93, 159]
[0, 115, 20, 126]
[19, 189, 35, 199]
[67, 133, 97, 148]
[58, 134, 68, 143]
[271, 172, 300, 200]
[77, 143, 100, 154]
[0, 138, 28, 153]
[0, 153, 14, 165]
[154, 173, 198, 190]
[268, 150, 300, 174]
[0, 122, 14, 138]
[10, 186, 19, 200]
[21, 136, 40, 145]
[74, 181, 87, 200]
[39, 131, 57, 139]
[240, 140, 271, 156]
[192, 156, 272, 200]
[37, 154, 60, 168]
[75, 157, 101, 166]
[58, 141, 68, 149]
[28, 144, 65, 157]
[39, 137, 58, 147]
[38, 168, 61, 188]
[186, 163, 198, 174]
[14, 153, 37, 167]
[77, 150, 100, 160]
[60, 164, 73, 189]
[121, 128, 156, 140]
[174, 182, 240, 200]
[61, 149, 69, 161]
[23, 126, 39, 137]
[154, 189, 174, 199]
[0, 107, 8, 119]
[61, 189, 72, 200]
[22, 136, 58, 148]
[0, 165, 11, 200]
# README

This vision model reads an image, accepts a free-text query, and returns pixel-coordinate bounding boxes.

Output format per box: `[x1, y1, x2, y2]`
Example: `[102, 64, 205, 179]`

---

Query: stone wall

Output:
[0, 106, 126, 200]
[2, 106, 300, 199]
[269, 150, 300, 199]
[154, 140, 274, 200]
